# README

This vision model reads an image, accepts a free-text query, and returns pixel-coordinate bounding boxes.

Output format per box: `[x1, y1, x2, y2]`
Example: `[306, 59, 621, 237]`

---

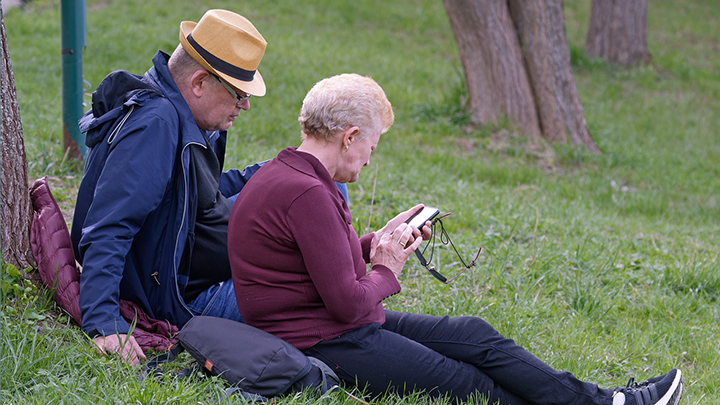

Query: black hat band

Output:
[187, 33, 256, 82]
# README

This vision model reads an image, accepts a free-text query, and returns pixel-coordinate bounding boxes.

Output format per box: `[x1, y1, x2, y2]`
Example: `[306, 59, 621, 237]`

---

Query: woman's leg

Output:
[304, 322, 531, 404]
[383, 310, 613, 405]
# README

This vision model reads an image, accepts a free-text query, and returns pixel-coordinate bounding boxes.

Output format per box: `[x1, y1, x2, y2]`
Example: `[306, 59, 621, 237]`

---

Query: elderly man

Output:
[71, 9, 272, 364]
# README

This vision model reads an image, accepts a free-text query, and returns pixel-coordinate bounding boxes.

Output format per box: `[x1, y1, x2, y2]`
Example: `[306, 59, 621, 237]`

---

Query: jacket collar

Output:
[146, 51, 215, 147]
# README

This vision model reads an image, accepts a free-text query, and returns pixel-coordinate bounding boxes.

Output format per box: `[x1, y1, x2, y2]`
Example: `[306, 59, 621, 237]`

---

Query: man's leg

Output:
[304, 322, 531, 404]
[186, 280, 243, 323]
[383, 310, 614, 405]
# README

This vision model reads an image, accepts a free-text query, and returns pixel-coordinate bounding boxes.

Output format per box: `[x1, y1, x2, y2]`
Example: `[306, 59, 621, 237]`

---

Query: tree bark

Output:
[509, 0, 600, 152]
[585, 0, 651, 67]
[443, 0, 600, 153]
[442, 0, 541, 139]
[1, 8, 35, 270]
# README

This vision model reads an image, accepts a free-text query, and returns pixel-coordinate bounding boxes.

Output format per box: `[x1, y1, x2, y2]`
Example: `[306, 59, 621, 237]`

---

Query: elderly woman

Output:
[228, 74, 682, 405]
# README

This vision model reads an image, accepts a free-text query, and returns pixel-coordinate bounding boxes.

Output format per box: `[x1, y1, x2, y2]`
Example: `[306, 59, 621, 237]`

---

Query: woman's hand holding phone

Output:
[376, 205, 434, 246]
[371, 222, 424, 278]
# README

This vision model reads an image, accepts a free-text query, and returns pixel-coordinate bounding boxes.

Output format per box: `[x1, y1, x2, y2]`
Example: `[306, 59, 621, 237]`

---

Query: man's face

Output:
[194, 75, 250, 131]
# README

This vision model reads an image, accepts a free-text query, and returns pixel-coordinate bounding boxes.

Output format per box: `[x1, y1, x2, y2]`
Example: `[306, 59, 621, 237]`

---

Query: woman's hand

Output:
[376, 205, 433, 246]
[370, 222, 425, 278]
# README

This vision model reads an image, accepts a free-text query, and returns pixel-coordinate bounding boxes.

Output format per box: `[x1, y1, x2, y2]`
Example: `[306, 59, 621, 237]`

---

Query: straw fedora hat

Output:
[180, 9, 267, 96]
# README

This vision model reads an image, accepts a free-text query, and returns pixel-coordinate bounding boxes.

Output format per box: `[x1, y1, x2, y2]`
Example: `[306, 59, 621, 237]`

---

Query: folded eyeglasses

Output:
[414, 213, 483, 284]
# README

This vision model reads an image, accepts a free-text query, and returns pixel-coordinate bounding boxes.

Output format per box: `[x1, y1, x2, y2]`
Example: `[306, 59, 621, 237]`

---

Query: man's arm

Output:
[220, 162, 350, 204]
[219, 161, 267, 203]
[78, 112, 177, 345]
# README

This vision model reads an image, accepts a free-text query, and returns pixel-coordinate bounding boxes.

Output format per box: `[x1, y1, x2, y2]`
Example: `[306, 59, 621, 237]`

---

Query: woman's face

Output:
[335, 129, 381, 183]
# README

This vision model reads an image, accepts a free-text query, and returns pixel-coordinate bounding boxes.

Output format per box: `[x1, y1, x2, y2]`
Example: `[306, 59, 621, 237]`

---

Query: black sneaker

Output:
[612, 369, 683, 405]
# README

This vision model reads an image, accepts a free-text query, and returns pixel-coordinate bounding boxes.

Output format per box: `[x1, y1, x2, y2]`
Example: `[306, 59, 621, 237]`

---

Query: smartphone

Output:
[405, 206, 440, 230]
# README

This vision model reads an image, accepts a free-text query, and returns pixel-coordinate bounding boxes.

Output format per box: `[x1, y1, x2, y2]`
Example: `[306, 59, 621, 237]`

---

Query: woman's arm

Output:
[287, 187, 401, 324]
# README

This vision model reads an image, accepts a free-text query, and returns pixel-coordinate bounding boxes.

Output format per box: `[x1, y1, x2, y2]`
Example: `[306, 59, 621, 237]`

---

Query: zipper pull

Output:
[151, 271, 160, 286]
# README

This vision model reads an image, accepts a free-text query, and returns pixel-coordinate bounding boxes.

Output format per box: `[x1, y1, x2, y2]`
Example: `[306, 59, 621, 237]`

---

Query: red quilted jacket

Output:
[29, 176, 177, 353]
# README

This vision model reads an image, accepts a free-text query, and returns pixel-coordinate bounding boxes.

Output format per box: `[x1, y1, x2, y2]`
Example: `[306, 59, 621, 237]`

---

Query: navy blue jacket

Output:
[71, 51, 262, 337]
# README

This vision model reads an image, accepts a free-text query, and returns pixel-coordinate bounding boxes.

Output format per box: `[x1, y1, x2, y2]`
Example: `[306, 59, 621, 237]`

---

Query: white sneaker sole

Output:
[612, 369, 683, 405]
[656, 369, 683, 405]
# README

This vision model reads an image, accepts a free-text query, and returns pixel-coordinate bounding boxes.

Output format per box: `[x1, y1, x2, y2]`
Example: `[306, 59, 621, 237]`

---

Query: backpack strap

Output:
[140, 343, 188, 382]
[107, 104, 135, 144]
[223, 388, 269, 402]
[308, 357, 340, 392]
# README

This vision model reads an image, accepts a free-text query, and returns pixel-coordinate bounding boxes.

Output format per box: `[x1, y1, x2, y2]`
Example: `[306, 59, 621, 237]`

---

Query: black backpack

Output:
[145, 316, 339, 401]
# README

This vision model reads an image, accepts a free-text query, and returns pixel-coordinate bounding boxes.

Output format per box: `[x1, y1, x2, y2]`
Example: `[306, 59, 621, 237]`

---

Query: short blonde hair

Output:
[298, 74, 394, 141]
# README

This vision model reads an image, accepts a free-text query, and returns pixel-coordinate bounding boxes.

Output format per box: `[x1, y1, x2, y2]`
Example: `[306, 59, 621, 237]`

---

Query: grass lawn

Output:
[2, 0, 719, 403]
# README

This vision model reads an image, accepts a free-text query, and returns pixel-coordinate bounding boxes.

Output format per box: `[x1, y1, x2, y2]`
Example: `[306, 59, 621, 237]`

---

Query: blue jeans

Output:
[303, 311, 614, 405]
[187, 280, 244, 323]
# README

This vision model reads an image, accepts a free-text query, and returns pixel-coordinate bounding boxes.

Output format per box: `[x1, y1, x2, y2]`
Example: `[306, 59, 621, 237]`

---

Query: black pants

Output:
[304, 310, 613, 404]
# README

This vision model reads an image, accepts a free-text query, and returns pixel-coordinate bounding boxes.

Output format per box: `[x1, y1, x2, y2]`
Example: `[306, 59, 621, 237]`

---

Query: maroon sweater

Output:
[228, 147, 401, 350]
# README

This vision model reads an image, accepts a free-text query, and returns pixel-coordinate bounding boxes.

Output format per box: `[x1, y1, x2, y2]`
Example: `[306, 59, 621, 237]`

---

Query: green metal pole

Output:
[60, 0, 87, 159]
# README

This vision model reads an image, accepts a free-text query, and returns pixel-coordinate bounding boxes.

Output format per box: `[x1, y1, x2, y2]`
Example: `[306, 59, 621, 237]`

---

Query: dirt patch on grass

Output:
[450, 129, 570, 175]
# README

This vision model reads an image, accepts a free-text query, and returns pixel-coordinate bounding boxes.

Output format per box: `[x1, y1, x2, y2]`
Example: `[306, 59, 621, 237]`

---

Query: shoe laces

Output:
[618, 377, 658, 405]
[625, 377, 651, 390]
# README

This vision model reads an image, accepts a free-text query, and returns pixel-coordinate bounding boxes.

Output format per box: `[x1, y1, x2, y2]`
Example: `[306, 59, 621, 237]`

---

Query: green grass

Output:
[3, 0, 720, 403]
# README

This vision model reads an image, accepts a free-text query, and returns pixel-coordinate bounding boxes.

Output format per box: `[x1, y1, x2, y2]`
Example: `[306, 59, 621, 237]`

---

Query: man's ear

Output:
[189, 70, 213, 97]
[342, 126, 361, 150]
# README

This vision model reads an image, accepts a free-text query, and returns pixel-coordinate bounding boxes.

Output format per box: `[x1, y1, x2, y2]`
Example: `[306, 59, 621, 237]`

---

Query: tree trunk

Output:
[1, 8, 35, 270]
[585, 0, 651, 67]
[442, 0, 541, 139]
[509, 0, 600, 153]
[443, 0, 600, 153]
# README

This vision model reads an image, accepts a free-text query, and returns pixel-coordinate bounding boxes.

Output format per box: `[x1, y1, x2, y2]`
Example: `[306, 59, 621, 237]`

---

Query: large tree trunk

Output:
[442, 0, 541, 139]
[509, 0, 600, 152]
[443, 0, 600, 153]
[1, 8, 35, 270]
[585, 0, 651, 67]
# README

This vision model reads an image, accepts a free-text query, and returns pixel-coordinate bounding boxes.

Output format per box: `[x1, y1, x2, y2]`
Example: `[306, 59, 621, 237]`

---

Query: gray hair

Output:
[298, 73, 394, 141]
[168, 45, 204, 82]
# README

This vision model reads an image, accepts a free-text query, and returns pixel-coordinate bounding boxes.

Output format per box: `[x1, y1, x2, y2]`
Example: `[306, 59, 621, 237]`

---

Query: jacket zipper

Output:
[173, 139, 207, 316]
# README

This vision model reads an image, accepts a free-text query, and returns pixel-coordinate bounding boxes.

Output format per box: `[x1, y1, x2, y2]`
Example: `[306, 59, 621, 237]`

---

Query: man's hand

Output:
[92, 333, 146, 366]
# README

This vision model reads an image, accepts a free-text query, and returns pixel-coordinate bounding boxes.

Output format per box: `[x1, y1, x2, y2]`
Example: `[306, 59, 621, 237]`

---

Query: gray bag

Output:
[146, 316, 338, 401]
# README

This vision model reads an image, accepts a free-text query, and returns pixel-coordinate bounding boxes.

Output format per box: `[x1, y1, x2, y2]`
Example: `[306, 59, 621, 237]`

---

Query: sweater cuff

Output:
[360, 233, 375, 264]
[370, 264, 402, 298]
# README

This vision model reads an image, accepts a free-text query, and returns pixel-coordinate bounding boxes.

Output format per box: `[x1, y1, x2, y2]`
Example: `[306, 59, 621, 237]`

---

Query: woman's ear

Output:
[342, 126, 361, 151]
